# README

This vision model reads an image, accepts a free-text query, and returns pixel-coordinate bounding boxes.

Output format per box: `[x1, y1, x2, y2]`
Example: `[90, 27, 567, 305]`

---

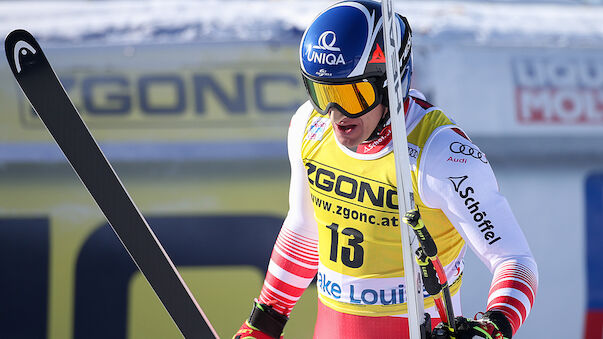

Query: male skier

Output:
[235, 1, 538, 338]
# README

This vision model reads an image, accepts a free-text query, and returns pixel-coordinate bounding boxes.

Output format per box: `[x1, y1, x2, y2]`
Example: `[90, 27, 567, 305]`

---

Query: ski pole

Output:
[404, 210, 456, 333]
[381, 0, 425, 337]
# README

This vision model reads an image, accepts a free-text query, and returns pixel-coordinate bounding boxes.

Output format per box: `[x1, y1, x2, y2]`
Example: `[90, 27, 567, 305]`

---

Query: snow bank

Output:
[1, 1, 602, 47]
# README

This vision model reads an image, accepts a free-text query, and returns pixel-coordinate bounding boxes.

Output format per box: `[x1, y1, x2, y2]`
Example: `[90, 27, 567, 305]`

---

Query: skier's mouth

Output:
[336, 122, 357, 134]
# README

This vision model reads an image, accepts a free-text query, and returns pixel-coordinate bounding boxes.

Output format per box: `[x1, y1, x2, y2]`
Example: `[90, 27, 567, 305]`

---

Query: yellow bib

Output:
[301, 109, 465, 316]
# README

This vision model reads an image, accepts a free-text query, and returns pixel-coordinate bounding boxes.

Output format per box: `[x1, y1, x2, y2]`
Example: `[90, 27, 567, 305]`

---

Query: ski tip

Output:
[4, 29, 43, 77]
[5, 28, 33, 39]
[5, 29, 36, 53]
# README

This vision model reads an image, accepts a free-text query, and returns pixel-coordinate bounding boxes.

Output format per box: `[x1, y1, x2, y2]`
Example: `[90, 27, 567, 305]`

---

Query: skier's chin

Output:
[334, 129, 364, 148]
[330, 110, 370, 148]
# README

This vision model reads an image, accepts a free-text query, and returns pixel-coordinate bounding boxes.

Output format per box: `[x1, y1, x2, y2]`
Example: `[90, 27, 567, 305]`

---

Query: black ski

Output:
[5, 29, 218, 339]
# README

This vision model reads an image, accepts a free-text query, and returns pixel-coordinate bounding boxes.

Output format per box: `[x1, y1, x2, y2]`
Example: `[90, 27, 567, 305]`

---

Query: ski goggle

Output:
[302, 75, 384, 118]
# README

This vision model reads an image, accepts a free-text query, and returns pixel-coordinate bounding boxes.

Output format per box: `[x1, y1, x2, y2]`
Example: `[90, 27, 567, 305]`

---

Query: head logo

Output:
[13, 41, 37, 74]
[307, 31, 346, 66]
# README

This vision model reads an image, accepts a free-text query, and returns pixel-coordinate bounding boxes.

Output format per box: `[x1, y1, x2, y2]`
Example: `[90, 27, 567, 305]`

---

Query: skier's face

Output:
[330, 104, 386, 149]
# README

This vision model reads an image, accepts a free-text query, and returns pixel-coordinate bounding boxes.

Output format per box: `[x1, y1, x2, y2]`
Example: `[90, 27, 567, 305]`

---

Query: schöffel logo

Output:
[307, 31, 346, 67]
[448, 175, 501, 245]
[449, 142, 488, 164]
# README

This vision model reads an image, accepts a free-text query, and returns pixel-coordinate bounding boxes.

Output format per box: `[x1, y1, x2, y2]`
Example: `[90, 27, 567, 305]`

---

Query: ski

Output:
[5, 29, 218, 339]
[381, 1, 426, 338]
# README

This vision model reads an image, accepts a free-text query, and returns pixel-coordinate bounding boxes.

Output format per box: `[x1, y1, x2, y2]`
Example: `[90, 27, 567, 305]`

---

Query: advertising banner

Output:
[423, 45, 603, 137]
[0, 160, 318, 339]
[0, 41, 306, 163]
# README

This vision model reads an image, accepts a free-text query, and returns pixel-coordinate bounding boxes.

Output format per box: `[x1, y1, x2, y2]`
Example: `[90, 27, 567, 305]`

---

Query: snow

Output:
[1, 1, 603, 48]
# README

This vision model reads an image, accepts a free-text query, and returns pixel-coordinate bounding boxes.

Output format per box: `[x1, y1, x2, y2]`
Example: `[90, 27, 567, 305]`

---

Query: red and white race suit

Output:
[257, 90, 538, 338]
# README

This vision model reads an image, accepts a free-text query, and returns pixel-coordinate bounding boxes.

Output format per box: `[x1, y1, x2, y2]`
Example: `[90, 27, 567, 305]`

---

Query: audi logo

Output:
[408, 147, 418, 159]
[449, 142, 488, 163]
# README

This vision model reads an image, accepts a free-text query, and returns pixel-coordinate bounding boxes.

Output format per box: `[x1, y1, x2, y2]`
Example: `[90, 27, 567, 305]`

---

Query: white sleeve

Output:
[281, 101, 319, 241]
[419, 128, 538, 332]
[417, 128, 535, 272]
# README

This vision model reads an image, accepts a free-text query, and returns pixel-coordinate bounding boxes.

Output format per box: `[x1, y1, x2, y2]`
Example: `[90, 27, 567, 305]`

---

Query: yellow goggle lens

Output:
[306, 80, 377, 116]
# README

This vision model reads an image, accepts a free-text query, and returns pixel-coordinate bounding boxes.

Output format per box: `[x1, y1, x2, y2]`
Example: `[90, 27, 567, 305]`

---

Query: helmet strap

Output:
[366, 93, 412, 142]
[366, 108, 391, 142]
[365, 83, 390, 141]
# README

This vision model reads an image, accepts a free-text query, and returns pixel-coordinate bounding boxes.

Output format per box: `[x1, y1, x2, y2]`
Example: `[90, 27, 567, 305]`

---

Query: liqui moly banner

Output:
[513, 57, 603, 125]
[416, 45, 603, 137]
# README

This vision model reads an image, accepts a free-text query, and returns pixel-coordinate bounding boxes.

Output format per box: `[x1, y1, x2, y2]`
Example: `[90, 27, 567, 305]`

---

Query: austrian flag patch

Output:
[306, 116, 330, 141]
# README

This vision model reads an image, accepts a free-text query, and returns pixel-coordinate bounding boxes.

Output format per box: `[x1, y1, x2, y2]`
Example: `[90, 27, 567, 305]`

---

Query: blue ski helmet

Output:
[300, 0, 412, 117]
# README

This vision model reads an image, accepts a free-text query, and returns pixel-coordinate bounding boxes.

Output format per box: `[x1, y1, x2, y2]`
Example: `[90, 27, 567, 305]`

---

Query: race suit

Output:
[257, 92, 538, 338]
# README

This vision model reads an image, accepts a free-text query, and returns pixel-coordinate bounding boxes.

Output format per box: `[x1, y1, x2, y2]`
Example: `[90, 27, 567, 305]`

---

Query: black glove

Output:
[233, 300, 288, 339]
[433, 311, 513, 339]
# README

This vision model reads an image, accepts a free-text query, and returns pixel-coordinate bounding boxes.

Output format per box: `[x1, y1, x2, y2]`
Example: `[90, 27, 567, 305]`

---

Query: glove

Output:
[233, 300, 288, 339]
[234, 320, 283, 339]
[433, 311, 513, 339]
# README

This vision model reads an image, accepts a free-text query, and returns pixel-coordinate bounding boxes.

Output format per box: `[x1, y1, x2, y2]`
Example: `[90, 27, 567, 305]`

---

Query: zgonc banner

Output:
[0, 41, 306, 163]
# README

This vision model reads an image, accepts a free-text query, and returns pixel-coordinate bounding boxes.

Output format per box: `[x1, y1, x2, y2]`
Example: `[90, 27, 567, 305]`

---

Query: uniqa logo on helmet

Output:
[306, 31, 346, 66]
[300, 3, 373, 79]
